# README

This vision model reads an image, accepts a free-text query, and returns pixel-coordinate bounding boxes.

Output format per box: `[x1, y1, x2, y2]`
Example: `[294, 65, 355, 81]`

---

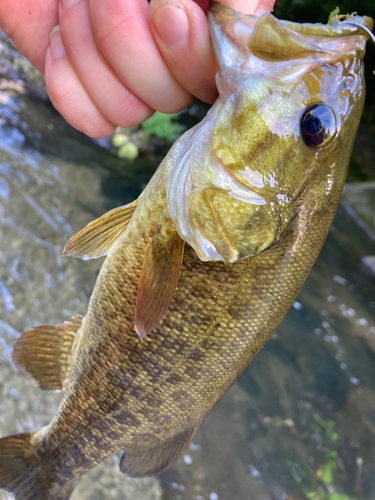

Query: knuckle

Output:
[112, 97, 153, 128]
[90, 3, 132, 50]
[47, 77, 79, 108]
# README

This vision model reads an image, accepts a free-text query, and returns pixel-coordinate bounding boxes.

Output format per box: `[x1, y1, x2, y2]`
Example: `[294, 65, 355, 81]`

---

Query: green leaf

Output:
[141, 112, 186, 141]
[328, 7, 340, 24]
[327, 494, 356, 500]
[321, 461, 336, 484]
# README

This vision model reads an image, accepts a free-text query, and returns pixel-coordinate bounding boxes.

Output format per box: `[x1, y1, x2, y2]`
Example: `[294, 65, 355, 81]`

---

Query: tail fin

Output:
[0, 432, 50, 500]
[0, 432, 74, 500]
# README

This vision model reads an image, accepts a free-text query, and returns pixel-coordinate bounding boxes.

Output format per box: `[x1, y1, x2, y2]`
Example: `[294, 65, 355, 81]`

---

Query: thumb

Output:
[191, 0, 275, 15]
[150, 0, 218, 103]
[149, 0, 276, 104]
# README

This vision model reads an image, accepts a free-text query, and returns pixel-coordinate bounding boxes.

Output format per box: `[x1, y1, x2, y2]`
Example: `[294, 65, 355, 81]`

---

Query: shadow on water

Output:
[1, 32, 375, 500]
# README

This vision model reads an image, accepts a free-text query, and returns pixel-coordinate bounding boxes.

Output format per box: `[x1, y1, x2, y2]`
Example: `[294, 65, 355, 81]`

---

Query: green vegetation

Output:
[307, 493, 356, 500]
[313, 414, 339, 444]
[287, 413, 360, 500]
[287, 458, 314, 485]
[316, 450, 338, 484]
[140, 112, 186, 142]
[274, 0, 374, 26]
[112, 112, 188, 161]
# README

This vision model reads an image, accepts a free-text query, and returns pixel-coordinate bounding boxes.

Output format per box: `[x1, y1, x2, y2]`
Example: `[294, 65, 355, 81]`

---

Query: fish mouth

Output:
[209, 1, 373, 65]
[209, 1, 374, 34]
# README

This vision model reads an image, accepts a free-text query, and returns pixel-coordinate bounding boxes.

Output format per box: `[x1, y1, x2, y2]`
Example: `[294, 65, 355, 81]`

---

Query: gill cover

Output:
[166, 4, 372, 264]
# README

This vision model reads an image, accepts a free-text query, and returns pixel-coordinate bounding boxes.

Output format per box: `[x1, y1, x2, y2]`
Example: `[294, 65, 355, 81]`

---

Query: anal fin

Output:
[119, 425, 199, 477]
[12, 316, 82, 391]
[63, 199, 138, 260]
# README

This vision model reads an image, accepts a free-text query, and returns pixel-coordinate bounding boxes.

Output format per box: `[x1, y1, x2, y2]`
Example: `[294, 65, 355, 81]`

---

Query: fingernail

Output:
[254, 7, 269, 16]
[50, 26, 66, 59]
[60, 0, 80, 8]
[152, 3, 188, 49]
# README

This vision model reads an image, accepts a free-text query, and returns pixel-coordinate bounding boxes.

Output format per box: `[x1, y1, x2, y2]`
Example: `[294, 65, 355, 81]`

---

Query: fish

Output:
[0, 3, 373, 499]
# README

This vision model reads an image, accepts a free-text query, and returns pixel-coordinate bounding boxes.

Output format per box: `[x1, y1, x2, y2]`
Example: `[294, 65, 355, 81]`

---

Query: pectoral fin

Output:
[135, 227, 185, 339]
[119, 425, 199, 477]
[12, 317, 82, 391]
[63, 200, 138, 259]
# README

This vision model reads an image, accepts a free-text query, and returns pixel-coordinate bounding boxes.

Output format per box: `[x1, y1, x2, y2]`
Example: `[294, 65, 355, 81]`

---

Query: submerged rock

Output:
[362, 255, 375, 274]
[342, 182, 375, 240]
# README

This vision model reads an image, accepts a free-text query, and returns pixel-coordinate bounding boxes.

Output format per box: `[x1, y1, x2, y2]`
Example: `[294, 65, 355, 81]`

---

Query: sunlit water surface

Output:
[0, 37, 375, 500]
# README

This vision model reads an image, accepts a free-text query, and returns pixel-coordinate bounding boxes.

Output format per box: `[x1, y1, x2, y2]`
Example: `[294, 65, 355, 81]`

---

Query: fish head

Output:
[167, 4, 373, 264]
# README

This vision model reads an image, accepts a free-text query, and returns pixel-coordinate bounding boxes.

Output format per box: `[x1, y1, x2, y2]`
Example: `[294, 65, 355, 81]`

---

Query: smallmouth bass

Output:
[0, 3, 373, 499]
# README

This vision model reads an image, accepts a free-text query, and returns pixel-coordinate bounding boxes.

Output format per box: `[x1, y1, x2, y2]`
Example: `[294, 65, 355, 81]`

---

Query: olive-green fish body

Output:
[0, 4, 372, 499]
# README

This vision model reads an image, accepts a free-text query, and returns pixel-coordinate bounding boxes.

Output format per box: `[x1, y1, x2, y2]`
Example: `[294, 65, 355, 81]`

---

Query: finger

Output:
[88, 0, 193, 114]
[218, 0, 275, 15]
[254, 0, 276, 16]
[150, 0, 275, 103]
[45, 26, 116, 138]
[150, 0, 218, 104]
[58, 0, 153, 128]
[0, 0, 58, 73]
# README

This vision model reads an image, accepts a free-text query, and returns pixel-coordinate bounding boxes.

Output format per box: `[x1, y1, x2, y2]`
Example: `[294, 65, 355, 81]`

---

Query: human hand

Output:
[0, 0, 275, 138]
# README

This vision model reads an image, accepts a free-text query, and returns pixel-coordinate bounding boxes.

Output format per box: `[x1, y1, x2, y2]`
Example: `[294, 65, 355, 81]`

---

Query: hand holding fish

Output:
[0, 0, 275, 138]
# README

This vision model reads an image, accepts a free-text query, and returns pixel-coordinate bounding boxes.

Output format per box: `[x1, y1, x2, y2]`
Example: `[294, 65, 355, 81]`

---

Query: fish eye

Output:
[301, 104, 336, 147]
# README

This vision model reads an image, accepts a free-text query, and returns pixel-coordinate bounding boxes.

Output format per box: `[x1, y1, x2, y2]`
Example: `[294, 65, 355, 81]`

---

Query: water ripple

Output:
[0, 279, 15, 313]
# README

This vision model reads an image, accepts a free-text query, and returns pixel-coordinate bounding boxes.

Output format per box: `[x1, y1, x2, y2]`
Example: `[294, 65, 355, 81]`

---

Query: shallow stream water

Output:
[0, 32, 375, 500]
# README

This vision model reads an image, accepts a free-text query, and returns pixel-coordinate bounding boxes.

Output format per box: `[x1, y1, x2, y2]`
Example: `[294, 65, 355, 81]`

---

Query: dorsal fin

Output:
[134, 226, 185, 339]
[63, 200, 138, 260]
[12, 317, 82, 391]
[119, 425, 199, 477]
